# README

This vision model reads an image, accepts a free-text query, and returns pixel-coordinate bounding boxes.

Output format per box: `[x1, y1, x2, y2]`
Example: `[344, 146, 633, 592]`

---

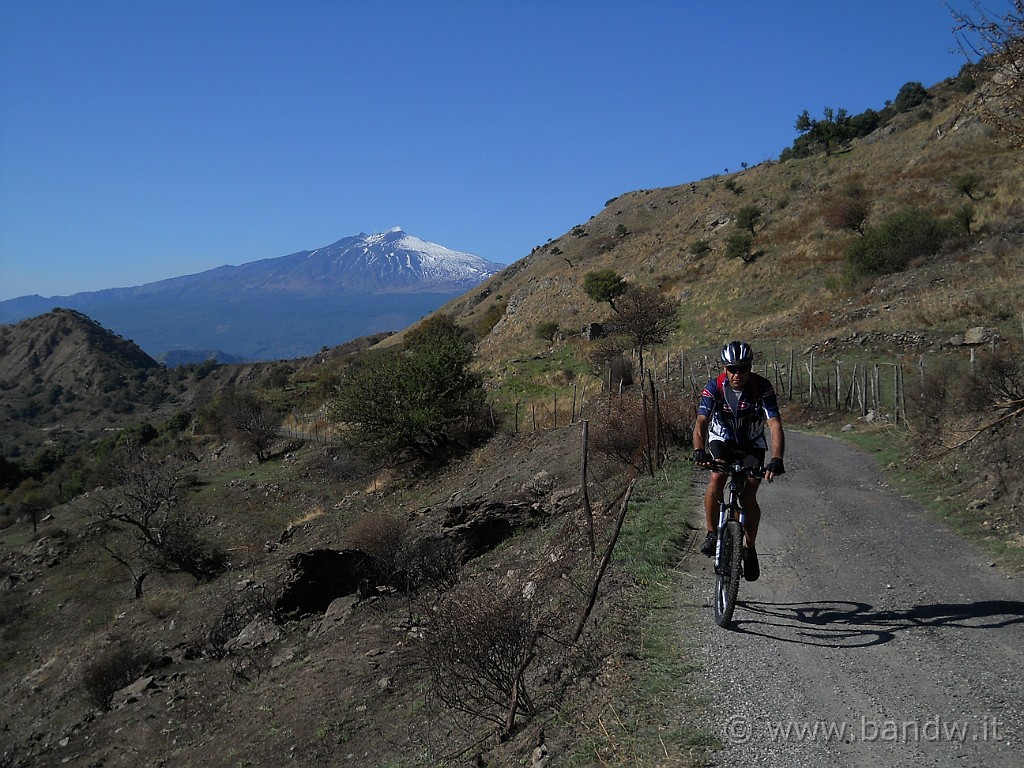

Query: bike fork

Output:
[714, 503, 729, 572]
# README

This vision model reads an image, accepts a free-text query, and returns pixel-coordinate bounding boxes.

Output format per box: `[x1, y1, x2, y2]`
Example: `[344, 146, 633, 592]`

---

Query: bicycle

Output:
[699, 460, 766, 628]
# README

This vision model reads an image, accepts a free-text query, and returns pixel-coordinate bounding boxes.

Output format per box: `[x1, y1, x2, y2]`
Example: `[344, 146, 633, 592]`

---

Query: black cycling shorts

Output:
[708, 441, 765, 470]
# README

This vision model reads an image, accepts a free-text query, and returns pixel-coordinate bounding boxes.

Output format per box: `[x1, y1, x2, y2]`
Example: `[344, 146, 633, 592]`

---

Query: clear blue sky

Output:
[0, 0, 975, 301]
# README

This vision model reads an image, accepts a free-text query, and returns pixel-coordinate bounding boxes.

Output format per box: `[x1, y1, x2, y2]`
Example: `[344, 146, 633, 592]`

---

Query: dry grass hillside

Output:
[417, 74, 1022, 373]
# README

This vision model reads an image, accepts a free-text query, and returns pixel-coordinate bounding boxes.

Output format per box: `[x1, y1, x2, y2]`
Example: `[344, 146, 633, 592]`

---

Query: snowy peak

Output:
[300, 229, 503, 292]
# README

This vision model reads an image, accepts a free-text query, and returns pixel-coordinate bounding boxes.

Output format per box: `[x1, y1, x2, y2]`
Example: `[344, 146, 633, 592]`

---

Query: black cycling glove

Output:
[766, 457, 786, 475]
[693, 448, 711, 466]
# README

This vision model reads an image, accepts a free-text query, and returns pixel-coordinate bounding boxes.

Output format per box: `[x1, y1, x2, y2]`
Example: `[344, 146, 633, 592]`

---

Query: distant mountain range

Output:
[0, 229, 504, 362]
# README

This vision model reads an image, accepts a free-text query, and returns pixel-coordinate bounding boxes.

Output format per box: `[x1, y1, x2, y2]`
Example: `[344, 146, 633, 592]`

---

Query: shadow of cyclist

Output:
[725, 599, 1024, 647]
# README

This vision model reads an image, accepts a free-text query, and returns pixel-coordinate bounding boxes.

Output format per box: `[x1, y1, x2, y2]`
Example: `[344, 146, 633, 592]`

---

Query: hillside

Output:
[425, 74, 1022, 371]
[2, 62, 1023, 768]
[0, 310, 276, 458]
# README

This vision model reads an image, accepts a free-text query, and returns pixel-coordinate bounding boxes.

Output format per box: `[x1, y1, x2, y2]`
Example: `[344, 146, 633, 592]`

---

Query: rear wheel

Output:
[713, 520, 743, 627]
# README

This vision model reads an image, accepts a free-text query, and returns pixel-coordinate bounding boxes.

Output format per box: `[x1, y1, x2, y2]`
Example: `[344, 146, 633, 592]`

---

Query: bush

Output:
[735, 205, 762, 234]
[206, 583, 278, 659]
[81, 640, 158, 710]
[725, 231, 754, 261]
[846, 208, 949, 277]
[583, 269, 628, 310]
[420, 579, 540, 736]
[822, 187, 870, 235]
[535, 321, 560, 342]
[332, 316, 491, 464]
[688, 239, 711, 257]
[893, 81, 928, 112]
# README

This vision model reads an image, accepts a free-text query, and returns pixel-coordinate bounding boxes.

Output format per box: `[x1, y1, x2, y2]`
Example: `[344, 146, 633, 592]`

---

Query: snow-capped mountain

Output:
[0, 230, 506, 361]
[243, 228, 504, 293]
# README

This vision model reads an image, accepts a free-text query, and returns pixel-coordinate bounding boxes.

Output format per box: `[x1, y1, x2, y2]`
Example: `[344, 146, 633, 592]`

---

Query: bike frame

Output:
[714, 462, 750, 568]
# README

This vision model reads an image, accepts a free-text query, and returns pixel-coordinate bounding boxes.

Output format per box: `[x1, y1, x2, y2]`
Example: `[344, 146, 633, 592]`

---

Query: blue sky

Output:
[0, 1, 976, 301]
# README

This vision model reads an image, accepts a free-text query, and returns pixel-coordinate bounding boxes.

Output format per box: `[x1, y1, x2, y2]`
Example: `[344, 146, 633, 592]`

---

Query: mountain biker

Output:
[692, 340, 785, 581]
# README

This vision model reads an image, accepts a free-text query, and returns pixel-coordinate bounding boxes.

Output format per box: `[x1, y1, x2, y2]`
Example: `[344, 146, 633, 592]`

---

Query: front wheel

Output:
[713, 520, 743, 628]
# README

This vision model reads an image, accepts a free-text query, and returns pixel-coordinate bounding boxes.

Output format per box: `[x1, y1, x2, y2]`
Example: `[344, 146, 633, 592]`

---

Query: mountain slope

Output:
[422, 74, 1023, 368]
[0, 230, 503, 362]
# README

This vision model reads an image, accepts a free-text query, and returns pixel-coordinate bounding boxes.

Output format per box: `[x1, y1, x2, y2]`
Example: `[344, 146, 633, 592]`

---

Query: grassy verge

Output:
[561, 458, 717, 766]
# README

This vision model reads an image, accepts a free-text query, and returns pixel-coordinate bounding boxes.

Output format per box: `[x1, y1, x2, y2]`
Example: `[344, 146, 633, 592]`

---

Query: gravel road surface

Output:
[686, 430, 1023, 767]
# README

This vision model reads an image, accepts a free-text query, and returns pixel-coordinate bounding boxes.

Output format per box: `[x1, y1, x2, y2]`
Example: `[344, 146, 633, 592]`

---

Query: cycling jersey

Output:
[697, 371, 781, 449]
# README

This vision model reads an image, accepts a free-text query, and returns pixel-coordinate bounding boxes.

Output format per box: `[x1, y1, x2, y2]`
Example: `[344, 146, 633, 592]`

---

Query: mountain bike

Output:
[700, 460, 765, 628]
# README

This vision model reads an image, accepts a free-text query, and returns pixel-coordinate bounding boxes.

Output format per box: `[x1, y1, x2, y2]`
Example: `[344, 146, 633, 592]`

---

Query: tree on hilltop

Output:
[795, 107, 852, 156]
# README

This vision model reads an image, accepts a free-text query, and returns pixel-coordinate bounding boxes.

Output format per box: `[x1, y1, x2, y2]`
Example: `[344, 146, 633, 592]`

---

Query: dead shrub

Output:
[81, 640, 158, 710]
[407, 536, 462, 594]
[206, 582, 278, 659]
[344, 511, 412, 590]
[590, 389, 689, 466]
[345, 512, 462, 594]
[908, 358, 958, 439]
[969, 349, 1024, 411]
[420, 578, 541, 739]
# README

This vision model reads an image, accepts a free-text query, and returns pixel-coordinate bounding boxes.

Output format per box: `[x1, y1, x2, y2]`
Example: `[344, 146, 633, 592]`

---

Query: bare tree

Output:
[90, 437, 225, 597]
[222, 390, 280, 462]
[612, 286, 679, 382]
[952, 1, 1024, 145]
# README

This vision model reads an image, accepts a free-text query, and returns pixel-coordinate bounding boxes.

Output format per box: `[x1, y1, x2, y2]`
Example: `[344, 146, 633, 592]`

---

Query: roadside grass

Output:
[562, 457, 717, 766]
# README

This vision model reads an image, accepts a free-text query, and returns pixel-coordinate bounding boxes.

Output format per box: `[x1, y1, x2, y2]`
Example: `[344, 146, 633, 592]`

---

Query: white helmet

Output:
[721, 340, 753, 366]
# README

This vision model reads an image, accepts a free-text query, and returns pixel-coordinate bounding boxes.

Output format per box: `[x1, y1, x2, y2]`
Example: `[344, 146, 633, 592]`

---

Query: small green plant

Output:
[735, 205, 762, 234]
[535, 321, 560, 342]
[687, 239, 711, 257]
[583, 269, 628, 311]
[954, 173, 980, 200]
[725, 231, 754, 261]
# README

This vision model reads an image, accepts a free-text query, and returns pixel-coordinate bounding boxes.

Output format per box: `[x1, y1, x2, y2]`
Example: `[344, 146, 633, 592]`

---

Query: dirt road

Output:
[687, 430, 1023, 767]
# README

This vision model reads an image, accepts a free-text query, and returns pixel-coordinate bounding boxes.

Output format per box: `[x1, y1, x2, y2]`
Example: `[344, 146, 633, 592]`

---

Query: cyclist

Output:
[692, 340, 786, 581]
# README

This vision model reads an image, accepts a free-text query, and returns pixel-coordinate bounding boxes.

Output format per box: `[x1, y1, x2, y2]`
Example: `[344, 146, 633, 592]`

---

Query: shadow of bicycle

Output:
[727, 599, 1024, 647]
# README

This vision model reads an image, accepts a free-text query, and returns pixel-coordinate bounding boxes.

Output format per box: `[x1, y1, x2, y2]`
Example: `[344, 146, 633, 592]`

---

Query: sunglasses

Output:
[726, 364, 751, 374]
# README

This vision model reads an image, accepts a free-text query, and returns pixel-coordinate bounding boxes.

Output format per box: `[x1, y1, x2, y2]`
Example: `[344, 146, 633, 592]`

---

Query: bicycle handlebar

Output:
[694, 459, 766, 478]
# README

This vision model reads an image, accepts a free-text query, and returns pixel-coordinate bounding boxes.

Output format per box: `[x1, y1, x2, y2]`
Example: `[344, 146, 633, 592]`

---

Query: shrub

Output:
[535, 321, 560, 342]
[725, 231, 754, 261]
[420, 579, 540, 737]
[583, 269, 628, 311]
[893, 81, 928, 112]
[822, 187, 871, 235]
[81, 640, 158, 710]
[688, 239, 711, 257]
[206, 583, 278, 659]
[735, 205, 762, 234]
[845, 208, 949, 277]
[332, 317, 491, 464]
[954, 173, 980, 200]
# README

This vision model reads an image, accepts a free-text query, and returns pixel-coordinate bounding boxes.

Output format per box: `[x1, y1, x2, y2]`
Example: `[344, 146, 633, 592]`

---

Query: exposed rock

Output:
[442, 499, 549, 560]
[964, 326, 999, 345]
[113, 676, 157, 707]
[275, 549, 378, 617]
[225, 617, 282, 651]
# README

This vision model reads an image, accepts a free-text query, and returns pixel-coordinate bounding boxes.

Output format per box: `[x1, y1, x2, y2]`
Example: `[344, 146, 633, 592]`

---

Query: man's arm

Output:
[692, 414, 713, 466]
[765, 415, 785, 480]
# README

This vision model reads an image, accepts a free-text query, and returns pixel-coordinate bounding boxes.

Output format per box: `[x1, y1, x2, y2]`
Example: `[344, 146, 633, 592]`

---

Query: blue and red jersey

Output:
[697, 371, 781, 449]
